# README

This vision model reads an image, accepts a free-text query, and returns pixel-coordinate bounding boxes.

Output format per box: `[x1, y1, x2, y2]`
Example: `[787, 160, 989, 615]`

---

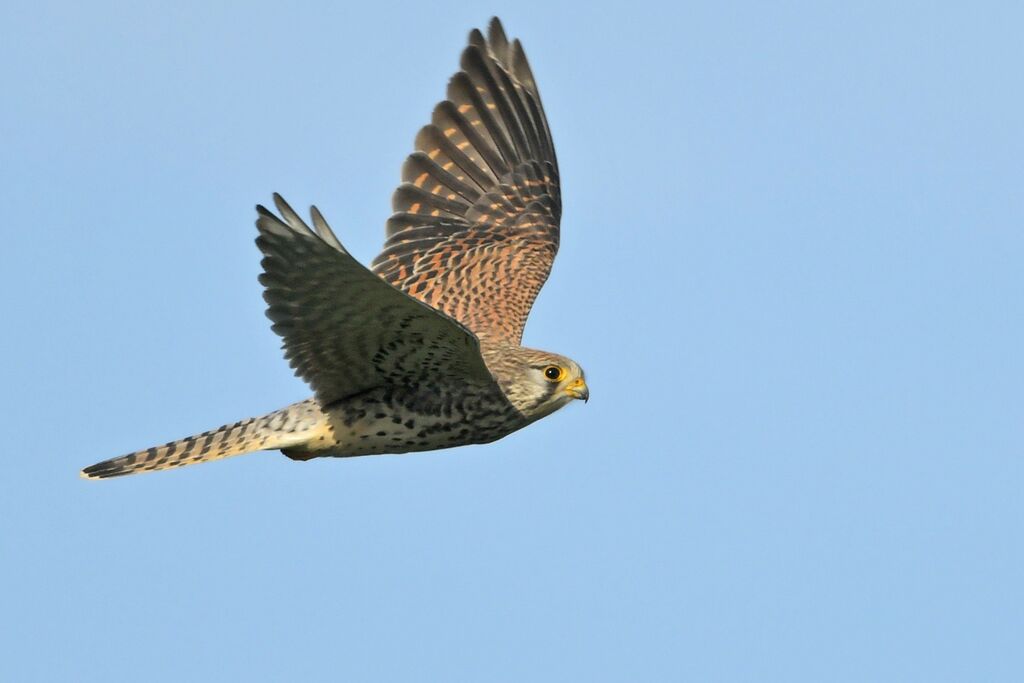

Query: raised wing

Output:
[371, 17, 561, 345]
[256, 194, 496, 405]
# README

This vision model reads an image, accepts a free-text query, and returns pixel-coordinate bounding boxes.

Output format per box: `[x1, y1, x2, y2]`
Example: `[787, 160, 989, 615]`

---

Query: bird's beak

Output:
[565, 377, 589, 403]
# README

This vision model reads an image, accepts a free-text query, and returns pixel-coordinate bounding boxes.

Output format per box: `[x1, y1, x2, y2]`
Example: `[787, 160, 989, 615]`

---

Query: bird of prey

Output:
[81, 17, 588, 479]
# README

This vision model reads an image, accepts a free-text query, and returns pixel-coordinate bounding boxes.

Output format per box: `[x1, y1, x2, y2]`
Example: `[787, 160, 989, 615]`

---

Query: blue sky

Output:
[2, 1, 1022, 680]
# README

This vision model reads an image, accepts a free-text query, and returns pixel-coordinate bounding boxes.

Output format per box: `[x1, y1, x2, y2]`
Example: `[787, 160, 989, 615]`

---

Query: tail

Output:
[80, 402, 324, 479]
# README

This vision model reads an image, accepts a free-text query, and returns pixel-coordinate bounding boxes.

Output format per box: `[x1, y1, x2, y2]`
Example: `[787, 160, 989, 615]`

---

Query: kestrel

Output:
[81, 17, 587, 479]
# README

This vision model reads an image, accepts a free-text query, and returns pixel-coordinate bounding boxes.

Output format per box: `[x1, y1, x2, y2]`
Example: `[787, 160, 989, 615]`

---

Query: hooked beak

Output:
[564, 377, 589, 403]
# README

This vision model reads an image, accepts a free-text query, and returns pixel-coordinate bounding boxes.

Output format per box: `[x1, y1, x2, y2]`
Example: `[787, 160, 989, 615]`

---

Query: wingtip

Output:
[487, 17, 510, 58]
[309, 204, 327, 232]
[309, 205, 346, 251]
[271, 192, 290, 215]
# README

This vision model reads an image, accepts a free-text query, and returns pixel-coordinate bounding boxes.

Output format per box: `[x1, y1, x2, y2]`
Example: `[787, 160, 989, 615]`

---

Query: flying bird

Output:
[81, 17, 587, 479]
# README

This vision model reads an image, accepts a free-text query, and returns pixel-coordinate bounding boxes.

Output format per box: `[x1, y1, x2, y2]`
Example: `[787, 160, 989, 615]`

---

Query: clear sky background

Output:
[2, 1, 1021, 680]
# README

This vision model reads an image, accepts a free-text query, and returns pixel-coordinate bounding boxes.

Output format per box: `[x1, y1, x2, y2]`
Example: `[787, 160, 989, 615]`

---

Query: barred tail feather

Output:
[80, 403, 321, 479]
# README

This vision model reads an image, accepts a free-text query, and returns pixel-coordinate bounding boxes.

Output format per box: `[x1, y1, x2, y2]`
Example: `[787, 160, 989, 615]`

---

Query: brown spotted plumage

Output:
[372, 19, 560, 344]
[81, 18, 587, 480]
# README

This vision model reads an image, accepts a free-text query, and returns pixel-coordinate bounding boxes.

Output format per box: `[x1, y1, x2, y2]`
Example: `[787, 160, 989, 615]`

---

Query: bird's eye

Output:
[544, 366, 564, 381]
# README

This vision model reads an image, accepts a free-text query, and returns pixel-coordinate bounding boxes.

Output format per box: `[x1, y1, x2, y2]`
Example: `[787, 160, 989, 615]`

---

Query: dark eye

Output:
[544, 366, 563, 381]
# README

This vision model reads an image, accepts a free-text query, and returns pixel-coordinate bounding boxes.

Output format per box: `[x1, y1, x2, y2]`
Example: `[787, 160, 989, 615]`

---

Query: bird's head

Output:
[490, 347, 589, 420]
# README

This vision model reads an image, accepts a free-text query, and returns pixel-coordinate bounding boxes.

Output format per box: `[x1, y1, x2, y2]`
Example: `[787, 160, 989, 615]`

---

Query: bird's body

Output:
[82, 18, 587, 479]
[304, 381, 520, 457]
